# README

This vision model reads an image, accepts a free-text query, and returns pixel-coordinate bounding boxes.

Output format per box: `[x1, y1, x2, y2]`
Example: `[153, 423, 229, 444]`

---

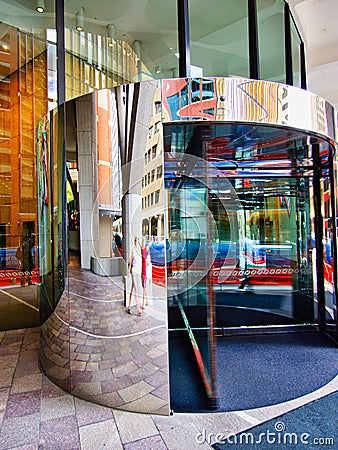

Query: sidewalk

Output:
[0, 327, 337, 449]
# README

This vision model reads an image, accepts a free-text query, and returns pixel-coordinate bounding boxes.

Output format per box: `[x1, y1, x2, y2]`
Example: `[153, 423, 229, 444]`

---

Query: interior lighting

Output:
[36, 0, 45, 13]
[35, 0, 46, 14]
[76, 7, 84, 32]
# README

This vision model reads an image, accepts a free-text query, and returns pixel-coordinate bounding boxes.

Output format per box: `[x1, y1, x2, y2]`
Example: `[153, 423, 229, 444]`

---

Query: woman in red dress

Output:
[141, 238, 152, 309]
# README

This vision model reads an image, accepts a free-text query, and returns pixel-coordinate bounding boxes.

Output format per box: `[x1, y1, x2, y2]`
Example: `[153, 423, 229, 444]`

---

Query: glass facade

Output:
[0, 0, 337, 416]
[189, 0, 249, 77]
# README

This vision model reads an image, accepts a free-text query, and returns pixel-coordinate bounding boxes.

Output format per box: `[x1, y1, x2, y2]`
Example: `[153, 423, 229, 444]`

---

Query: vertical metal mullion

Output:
[248, 0, 260, 79]
[177, 0, 191, 77]
[56, 0, 65, 104]
[300, 41, 307, 89]
[312, 141, 326, 330]
[284, 2, 293, 85]
[328, 148, 338, 337]
[49, 111, 56, 308]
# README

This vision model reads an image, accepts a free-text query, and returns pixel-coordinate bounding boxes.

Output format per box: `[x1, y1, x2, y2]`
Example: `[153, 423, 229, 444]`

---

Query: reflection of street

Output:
[40, 266, 170, 415]
[0, 285, 39, 330]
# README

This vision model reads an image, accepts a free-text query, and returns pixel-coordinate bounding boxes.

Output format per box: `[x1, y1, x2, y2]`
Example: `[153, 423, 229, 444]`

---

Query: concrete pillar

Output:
[76, 94, 99, 269]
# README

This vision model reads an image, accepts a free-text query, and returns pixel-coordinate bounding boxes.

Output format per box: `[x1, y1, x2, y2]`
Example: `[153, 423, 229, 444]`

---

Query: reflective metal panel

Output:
[40, 83, 170, 415]
[161, 78, 337, 145]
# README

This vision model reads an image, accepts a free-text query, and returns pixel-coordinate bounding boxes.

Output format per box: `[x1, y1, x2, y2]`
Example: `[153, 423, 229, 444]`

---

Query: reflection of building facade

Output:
[0, 29, 47, 278]
[97, 89, 121, 257]
[142, 87, 164, 240]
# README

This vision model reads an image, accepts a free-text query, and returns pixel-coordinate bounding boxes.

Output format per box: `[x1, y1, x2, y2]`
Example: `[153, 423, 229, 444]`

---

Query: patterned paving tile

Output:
[79, 419, 123, 450]
[40, 395, 75, 421]
[0, 413, 40, 450]
[4, 390, 41, 419]
[74, 397, 113, 427]
[39, 416, 80, 450]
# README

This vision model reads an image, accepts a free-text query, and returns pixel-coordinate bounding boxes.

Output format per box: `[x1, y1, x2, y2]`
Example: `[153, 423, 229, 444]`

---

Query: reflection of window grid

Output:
[156, 165, 162, 179]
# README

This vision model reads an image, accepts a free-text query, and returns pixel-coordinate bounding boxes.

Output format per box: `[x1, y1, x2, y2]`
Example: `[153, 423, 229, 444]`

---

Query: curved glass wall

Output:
[38, 78, 337, 414]
[0, 1, 56, 330]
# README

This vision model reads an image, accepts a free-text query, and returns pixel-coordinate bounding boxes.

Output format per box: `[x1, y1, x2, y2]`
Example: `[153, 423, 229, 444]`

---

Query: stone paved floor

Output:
[0, 327, 337, 449]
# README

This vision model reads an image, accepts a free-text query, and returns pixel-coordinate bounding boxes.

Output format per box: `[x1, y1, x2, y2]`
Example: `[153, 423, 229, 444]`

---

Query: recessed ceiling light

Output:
[36, 0, 45, 13]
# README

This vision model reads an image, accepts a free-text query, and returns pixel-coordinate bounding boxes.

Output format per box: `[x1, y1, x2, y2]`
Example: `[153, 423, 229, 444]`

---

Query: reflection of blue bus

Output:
[243, 239, 293, 268]
[149, 240, 234, 267]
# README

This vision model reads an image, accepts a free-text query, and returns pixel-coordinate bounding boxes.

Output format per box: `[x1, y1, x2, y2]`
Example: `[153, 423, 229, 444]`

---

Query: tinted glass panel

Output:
[64, 1, 178, 100]
[291, 16, 302, 87]
[189, 0, 249, 77]
[257, 0, 286, 83]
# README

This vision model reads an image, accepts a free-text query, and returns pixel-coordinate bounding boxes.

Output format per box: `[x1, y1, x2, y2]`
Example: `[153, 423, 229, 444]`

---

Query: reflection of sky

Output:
[48, 71, 57, 102]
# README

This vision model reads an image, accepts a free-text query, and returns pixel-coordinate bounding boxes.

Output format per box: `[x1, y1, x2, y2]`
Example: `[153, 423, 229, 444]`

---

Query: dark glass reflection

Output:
[164, 123, 333, 329]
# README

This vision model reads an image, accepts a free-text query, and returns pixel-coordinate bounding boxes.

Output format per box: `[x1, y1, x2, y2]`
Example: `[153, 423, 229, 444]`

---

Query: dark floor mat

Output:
[169, 331, 338, 412]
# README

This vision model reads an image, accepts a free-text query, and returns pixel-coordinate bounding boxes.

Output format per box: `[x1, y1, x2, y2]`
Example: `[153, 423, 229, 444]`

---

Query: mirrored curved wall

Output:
[0, 1, 307, 331]
[38, 78, 337, 413]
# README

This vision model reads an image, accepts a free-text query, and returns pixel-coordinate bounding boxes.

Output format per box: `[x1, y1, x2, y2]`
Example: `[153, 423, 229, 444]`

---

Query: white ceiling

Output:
[288, 0, 338, 109]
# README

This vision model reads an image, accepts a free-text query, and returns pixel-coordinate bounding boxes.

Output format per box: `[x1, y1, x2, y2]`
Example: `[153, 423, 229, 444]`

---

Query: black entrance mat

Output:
[169, 331, 338, 413]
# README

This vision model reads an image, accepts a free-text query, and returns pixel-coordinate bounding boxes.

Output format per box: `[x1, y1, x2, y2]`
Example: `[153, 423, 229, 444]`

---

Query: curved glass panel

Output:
[0, 1, 56, 330]
[64, 1, 178, 101]
[189, 0, 249, 77]
[257, 0, 286, 83]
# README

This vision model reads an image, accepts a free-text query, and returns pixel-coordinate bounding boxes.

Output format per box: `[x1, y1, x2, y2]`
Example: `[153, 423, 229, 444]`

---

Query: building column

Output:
[76, 94, 99, 269]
